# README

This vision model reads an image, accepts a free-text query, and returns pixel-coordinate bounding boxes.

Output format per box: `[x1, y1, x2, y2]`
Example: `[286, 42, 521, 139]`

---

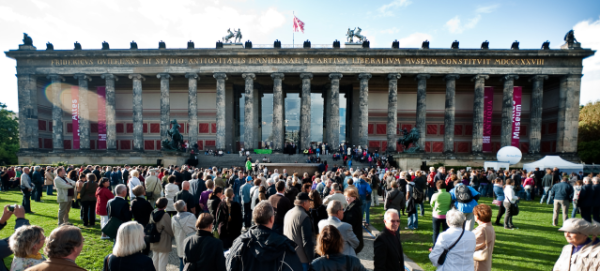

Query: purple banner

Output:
[97, 86, 107, 149]
[71, 86, 80, 149]
[482, 87, 494, 152]
[511, 86, 522, 147]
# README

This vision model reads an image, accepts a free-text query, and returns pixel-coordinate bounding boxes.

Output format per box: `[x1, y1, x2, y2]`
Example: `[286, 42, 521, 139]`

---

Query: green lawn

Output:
[369, 197, 567, 271]
[0, 190, 112, 271]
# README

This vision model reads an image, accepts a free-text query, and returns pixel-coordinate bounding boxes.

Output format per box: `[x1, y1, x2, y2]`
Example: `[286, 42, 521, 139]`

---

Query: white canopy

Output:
[484, 161, 510, 171]
[522, 155, 583, 174]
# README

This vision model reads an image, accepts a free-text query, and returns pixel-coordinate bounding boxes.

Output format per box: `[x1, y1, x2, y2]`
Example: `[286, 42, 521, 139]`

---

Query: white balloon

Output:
[496, 146, 522, 165]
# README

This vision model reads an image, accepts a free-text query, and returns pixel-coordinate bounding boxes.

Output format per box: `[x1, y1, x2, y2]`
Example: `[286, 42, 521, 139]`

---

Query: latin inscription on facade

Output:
[48, 57, 546, 67]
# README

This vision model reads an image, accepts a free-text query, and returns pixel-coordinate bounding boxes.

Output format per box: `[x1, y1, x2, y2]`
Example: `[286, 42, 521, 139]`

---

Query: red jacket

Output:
[95, 187, 114, 216]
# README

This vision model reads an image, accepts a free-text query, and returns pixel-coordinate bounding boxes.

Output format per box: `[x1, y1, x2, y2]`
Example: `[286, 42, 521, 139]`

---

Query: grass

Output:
[369, 197, 567, 271]
[0, 190, 113, 271]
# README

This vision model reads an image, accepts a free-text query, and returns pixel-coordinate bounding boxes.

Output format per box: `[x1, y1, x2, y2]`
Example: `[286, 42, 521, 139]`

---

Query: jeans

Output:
[22, 189, 32, 213]
[179, 258, 184, 271]
[571, 201, 579, 218]
[302, 263, 309, 271]
[242, 202, 252, 228]
[362, 199, 371, 224]
[480, 184, 492, 197]
[504, 201, 515, 228]
[81, 201, 96, 226]
[416, 202, 424, 216]
[46, 185, 54, 195]
[427, 187, 436, 200]
[432, 217, 448, 249]
[495, 203, 506, 224]
[525, 188, 532, 201]
[33, 185, 43, 201]
[407, 213, 418, 229]
[540, 187, 551, 204]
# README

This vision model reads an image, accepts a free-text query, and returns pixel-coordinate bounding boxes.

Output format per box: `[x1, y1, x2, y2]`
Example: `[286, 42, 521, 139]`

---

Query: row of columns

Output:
[18, 72, 580, 154]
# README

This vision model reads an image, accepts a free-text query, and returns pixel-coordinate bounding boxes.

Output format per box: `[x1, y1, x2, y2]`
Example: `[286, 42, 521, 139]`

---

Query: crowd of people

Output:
[0, 159, 598, 270]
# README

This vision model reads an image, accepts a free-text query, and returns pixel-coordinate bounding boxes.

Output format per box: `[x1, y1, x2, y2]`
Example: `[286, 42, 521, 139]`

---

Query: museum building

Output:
[5, 33, 595, 166]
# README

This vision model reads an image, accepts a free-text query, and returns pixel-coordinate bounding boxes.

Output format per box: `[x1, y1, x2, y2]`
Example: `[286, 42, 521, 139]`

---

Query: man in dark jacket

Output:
[268, 181, 292, 235]
[540, 169, 554, 205]
[183, 213, 226, 271]
[31, 166, 44, 202]
[226, 201, 302, 271]
[283, 193, 314, 270]
[92, 166, 101, 181]
[533, 167, 544, 196]
[189, 173, 206, 217]
[122, 165, 130, 183]
[182, 166, 192, 181]
[578, 177, 595, 222]
[433, 167, 446, 184]
[591, 177, 600, 222]
[107, 184, 133, 223]
[266, 179, 277, 198]
[131, 186, 153, 226]
[550, 176, 574, 226]
[175, 181, 196, 214]
[374, 209, 404, 271]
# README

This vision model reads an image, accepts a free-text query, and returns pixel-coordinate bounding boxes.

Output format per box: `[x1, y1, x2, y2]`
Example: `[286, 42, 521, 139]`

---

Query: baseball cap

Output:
[296, 192, 313, 201]
[558, 218, 591, 234]
[246, 176, 253, 182]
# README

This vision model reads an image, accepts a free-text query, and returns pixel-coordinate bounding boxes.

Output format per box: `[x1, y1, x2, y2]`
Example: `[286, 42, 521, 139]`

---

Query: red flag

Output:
[293, 15, 305, 33]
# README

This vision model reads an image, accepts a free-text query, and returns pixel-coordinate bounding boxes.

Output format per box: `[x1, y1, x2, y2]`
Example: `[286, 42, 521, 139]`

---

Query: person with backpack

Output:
[449, 180, 480, 231]
[149, 197, 175, 271]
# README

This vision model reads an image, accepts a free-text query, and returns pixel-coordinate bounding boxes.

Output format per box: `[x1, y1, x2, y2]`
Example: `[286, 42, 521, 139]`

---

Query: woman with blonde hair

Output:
[104, 221, 155, 270]
[9, 225, 46, 271]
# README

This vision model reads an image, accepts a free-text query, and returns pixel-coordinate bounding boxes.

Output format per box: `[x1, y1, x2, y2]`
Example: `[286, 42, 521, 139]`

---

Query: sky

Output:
[0, 0, 599, 112]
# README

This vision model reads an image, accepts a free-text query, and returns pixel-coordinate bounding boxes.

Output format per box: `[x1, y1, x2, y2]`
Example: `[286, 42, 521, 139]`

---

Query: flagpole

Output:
[293, 11, 295, 48]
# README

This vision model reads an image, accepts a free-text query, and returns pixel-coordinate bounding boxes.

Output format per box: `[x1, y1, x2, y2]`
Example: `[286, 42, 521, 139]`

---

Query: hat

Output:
[558, 218, 591, 234]
[582, 221, 600, 236]
[296, 192, 313, 201]
[246, 176, 253, 182]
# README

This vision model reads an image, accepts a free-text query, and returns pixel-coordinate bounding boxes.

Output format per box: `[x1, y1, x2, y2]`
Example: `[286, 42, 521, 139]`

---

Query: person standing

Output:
[553, 218, 593, 270]
[96, 177, 114, 240]
[31, 166, 44, 202]
[44, 167, 55, 196]
[55, 168, 76, 225]
[591, 177, 600, 222]
[343, 188, 364, 254]
[240, 176, 254, 230]
[25, 226, 87, 271]
[145, 169, 162, 208]
[284, 192, 315, 271]
[175, 181, 196, 215]
[354, 174, 372, 226]
[540, 169, 554, 205]
[578, 177, 594, 222]
[131, 186, 153, 227]
[473, 204, 496, 271]
[79, 174, 98, 227]
[503, 179, 519, 230]
[551, 176, 574, 226]
[149, 198, 175, 271]
[493, 178, 506, 226]
[103, 221, 155, 271]
[449, 180, 480, 231]
[165, 176, 180, 217]
[430, 180, 451, 251]
[384, 181, 404, 213]
[318, 200, 359, 256]
[172, 200, 197, 271]
[199, 179, 213, 214]
[268, 180, 292, 234]
[20, 167, 33, 214]
[107, 184, 133, 231]
[110, 167, 122, 192]
[413, 170, 427, 217]
[311, 225, 366, 271]
[429, 209, 476, 270]
[571, 180, 583, 218]
[405, 178, 419, 230]
[215, 188, 243, 249]
[182, 213, 226, 271]
[373, 209, 404, 271]
[127, 170, 142, 201]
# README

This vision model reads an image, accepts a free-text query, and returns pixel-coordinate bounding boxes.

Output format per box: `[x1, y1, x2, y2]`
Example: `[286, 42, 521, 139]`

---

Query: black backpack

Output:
[411, 184, 424, 203]
[455, 185, 473, 203]
[144, 223, 161, 243]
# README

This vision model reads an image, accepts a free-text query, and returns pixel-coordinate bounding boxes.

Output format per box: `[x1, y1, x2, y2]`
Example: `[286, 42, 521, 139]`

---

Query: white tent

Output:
[522, 155, 583, 174]
[484, 161, 510, 171]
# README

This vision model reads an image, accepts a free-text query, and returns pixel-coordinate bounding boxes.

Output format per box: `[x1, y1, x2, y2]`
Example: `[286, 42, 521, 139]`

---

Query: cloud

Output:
[475, 4, 499, 14]
[377, 0, 411, 17]
[574, 16, 600, 105]
[444, 13, 482, 34]
[380, 27, 400, 34]
[399, 32, 433, 48]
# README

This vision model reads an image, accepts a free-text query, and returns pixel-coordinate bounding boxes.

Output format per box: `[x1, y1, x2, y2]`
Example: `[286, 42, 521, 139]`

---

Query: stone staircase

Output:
[196, 153, 372, 169]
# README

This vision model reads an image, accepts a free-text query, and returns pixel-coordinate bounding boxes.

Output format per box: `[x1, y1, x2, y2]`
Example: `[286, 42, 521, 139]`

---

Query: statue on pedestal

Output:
[397, 127, 421, 153]
[23, 33, 33, 46]
[222, 28, 235, 43]
[222, 28, 242, 43]
[234, 28, 242, 43]
[162, 119, 185, 151]
[346, 27, 366, 43]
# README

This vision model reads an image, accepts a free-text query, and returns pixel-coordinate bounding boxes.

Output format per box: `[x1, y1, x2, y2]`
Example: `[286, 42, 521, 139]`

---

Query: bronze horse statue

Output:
[397, 127, 421, 153]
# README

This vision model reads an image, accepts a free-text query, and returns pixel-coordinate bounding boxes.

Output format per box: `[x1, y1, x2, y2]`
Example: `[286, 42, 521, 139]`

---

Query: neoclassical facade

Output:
[5, 36, 594, 166]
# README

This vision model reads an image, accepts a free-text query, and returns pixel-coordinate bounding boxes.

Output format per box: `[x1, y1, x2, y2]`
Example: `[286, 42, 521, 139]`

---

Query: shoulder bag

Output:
[146, 178, 158, 199]
[473, 228, 489, 261]
[102, 202, 124, 239]
[437, 227, 465, 265]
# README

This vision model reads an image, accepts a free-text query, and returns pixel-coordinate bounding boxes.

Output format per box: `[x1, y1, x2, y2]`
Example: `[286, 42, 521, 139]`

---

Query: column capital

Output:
[415, 74, 431, 81]
[471, 74, 489, 81]
[213, 72, 227, 80]
[15, 73, 32, 78]
[128, 74, 146, 81]
[329, 73, 343, 80]
[74, 74, 91, 81]
[157, 73, 172, 80]
[242, 73, 256, 80]
[47, 74, 65, 82]
[185, 73, 199, 79]
[271, 72, 284, 80]
[101, 73, 119, 81]
[358, 73, 372, 80]
[444, 74, 460, 81]
[500, 74, 519, 82]
[300, 73, 313, 80]
[528, 75, 548, 82]
[387, 73, 401, 80]
[563, 74, 583, 80]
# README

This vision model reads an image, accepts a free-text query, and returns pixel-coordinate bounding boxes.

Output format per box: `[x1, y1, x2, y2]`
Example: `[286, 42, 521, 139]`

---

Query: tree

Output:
[0, 103, 19, 165]
[578, 101, 600, 163]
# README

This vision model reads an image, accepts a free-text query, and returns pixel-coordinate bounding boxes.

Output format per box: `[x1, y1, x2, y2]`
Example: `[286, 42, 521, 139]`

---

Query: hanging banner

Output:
[511, 86, 522, 147]
[97, 86, 107, 149]
[71, 86, 80, 149]
[482, 87, 494, 152]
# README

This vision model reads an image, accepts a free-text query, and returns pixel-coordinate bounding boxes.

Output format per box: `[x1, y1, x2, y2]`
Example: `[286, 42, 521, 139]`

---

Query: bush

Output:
[578, 140, 600, 164]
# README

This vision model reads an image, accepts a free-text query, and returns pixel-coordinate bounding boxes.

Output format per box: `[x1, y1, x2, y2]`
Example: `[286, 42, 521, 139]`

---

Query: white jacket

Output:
[429, 227, 476, 271]
[171, 212, 197, 258]
[128, 177, 142, 199]
[165, 183, 180, 212]
[503, 185, 518, 204]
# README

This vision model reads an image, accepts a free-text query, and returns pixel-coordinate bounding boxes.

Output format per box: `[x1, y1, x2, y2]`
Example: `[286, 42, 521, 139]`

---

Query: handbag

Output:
[492, 199, 502, 207]
[146, 179, 158, 199]
[510, 202, 520, 216]
[102, 203, 124, 239]
[473, 228, 489, 261]
[437, 226, 465, 265]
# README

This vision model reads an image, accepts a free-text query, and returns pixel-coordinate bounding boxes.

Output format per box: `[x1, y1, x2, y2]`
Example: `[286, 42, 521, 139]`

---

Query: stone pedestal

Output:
[223, 43, 243, 49]
[344, 43, 362, 49]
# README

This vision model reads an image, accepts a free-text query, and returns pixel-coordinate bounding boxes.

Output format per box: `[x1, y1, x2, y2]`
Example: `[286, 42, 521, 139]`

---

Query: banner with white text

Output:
[97, 86, 107, 149]
[71, 86, 80, 149]
[482, 87, 494, 152]
[511, 86, 522, 147]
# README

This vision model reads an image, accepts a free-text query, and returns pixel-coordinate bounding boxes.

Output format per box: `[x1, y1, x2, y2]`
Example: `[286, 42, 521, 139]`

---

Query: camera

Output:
[7, 205, 15, 212]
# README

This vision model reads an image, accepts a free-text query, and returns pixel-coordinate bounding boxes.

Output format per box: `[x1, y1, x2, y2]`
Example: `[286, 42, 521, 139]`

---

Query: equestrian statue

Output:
[222, 28, 242, 43]
[346, 27, 366, 43]
[397, 127, 421, 153]
[162, 119, 185, 151]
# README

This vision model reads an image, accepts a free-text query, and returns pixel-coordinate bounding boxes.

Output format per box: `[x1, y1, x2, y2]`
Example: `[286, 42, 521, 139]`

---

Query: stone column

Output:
[242, 73, 256, 150]
[500, 75, 519, 147]
[47, 74, 65, 152]
[322, 87, 330, 144]
[74, 74, 91, 150]
[300, 73, 313, 150]
[528, 75, 548, 154]
[557, 74, 582, 153]
[101, 74, 118, 151]
[214, 73, 228, 150]
[415, 74, 430, 150]
[129, 74, 145, 151]
[271, 73, 285, 150]
[357, 73, 371, 148]
[387, 74, 401, 152]
[157, 73, 172, 144]
[16, 74, 38, 150]
[185, 73, 199, 149]
[443, 74, 459, 153]
[471, 75, 489, 153]
[329, 73, 343, 148]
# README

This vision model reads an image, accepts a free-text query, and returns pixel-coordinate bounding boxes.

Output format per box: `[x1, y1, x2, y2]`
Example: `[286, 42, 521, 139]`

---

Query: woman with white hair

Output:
[171, 200, 197, 271]
[9, 225, 46, 271]
[429, 209, 476, 270]
[127, 170, 142, 200]
[104, 221, 155, 270]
